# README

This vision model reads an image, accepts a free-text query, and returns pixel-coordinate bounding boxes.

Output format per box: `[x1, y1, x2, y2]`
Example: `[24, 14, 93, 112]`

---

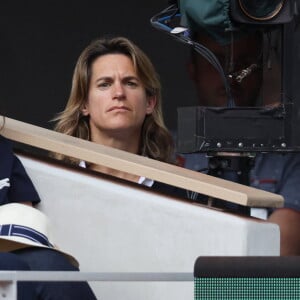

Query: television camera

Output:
[151, 0, 300, 185]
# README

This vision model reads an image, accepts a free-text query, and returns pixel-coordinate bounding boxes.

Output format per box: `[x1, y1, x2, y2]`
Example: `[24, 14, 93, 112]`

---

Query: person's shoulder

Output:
[152, 181, 187, 199]
[0, 135, 13, 155]
[257, 152, 300, 164]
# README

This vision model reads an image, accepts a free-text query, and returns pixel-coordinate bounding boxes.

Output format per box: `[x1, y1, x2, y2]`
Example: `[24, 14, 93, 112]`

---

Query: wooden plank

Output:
[1, 116, 283, 207]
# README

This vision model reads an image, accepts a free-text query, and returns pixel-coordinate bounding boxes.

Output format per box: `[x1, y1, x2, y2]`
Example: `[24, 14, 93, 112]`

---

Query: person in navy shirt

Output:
[0, 133, 96, 299]
[0, 135, 40, 205]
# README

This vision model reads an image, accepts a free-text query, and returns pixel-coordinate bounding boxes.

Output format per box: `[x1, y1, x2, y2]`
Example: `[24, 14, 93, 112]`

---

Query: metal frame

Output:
[0, 271, 193, 300]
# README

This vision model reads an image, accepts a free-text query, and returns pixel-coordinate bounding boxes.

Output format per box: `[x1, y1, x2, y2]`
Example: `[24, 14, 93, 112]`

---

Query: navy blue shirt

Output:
[0, 136, 40, 205]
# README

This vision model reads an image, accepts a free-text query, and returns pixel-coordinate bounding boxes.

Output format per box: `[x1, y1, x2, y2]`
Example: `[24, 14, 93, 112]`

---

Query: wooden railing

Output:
[1, 116, 283, 208]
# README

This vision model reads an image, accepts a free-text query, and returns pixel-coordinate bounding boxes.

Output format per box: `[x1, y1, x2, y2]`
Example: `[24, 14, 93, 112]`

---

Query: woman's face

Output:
[82, 54, 156, 142]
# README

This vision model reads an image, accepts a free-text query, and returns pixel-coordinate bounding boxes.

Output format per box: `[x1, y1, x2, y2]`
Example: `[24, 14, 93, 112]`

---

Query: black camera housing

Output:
[230, 0, 295, 24]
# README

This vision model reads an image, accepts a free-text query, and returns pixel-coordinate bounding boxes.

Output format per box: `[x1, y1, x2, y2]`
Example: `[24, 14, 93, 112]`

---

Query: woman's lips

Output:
[107, 106, 130, 112]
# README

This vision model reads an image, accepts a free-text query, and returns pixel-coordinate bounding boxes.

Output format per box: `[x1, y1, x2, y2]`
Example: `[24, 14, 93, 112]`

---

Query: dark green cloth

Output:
[179, 0, 233, 45]
[178, 0, 269, 45]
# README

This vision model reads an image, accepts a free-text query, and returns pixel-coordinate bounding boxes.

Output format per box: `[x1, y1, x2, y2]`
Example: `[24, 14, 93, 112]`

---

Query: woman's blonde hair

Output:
[53, 36, 174, 164]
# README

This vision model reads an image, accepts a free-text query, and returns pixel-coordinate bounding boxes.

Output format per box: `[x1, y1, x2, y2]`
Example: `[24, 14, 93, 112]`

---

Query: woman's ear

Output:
[81, 103, 89, 116]
[146, 95, 157, 114]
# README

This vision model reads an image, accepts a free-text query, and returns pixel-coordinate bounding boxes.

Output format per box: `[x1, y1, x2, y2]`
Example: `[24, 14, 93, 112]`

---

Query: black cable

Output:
[150, 6, 235, 107]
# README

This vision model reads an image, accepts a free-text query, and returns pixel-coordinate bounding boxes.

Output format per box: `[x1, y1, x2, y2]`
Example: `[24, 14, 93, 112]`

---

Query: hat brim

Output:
[0, 203, 79, 268]
[0, 236, 79, 268]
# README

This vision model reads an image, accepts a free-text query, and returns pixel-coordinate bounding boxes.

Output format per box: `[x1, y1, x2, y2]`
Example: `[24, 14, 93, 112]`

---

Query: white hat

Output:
[0, 203, 78, 267]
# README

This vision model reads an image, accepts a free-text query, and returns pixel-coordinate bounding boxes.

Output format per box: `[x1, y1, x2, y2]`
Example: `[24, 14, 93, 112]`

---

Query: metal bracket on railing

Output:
[0, 281, 16, 300]
[0, 272, 17, 300]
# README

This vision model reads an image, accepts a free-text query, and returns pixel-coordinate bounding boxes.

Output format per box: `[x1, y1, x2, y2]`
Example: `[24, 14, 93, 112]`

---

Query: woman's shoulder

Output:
[151, 181, 187, 199]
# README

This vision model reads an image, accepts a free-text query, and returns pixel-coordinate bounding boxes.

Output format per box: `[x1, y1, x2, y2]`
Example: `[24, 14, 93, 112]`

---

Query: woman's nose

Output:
[113, 82, 125, 99]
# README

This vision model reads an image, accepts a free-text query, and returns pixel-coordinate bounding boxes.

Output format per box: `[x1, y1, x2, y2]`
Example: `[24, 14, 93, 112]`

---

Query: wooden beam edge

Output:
[1, 117, 284, 208]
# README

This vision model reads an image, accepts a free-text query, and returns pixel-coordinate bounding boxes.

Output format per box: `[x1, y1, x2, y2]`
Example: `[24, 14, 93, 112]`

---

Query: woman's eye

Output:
[98, 82, 110, 89]
[127, 81, 138, 87]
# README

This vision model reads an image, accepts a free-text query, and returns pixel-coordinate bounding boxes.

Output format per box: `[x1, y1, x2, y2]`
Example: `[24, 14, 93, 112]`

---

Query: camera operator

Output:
[179, 28, 300, 256]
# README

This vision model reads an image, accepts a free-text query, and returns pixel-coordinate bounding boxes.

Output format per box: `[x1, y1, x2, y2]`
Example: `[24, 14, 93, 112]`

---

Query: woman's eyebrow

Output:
[122, 75, 140, 82]
[95, 76, 113, 83]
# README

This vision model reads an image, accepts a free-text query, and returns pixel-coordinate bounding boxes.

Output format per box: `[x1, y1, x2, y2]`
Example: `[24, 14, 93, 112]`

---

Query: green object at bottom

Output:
[194, 277, 300, 299]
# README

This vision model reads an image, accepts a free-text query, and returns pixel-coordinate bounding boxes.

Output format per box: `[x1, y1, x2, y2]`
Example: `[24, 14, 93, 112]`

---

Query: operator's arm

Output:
[251, 152, 300, 255]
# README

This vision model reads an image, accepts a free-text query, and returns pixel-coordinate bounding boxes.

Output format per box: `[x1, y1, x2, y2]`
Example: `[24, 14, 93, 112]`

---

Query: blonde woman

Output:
[53, 36, 182, 195]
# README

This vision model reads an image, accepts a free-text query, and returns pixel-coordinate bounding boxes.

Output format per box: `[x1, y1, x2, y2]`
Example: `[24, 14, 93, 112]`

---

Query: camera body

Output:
[176, 0, 300, 153]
